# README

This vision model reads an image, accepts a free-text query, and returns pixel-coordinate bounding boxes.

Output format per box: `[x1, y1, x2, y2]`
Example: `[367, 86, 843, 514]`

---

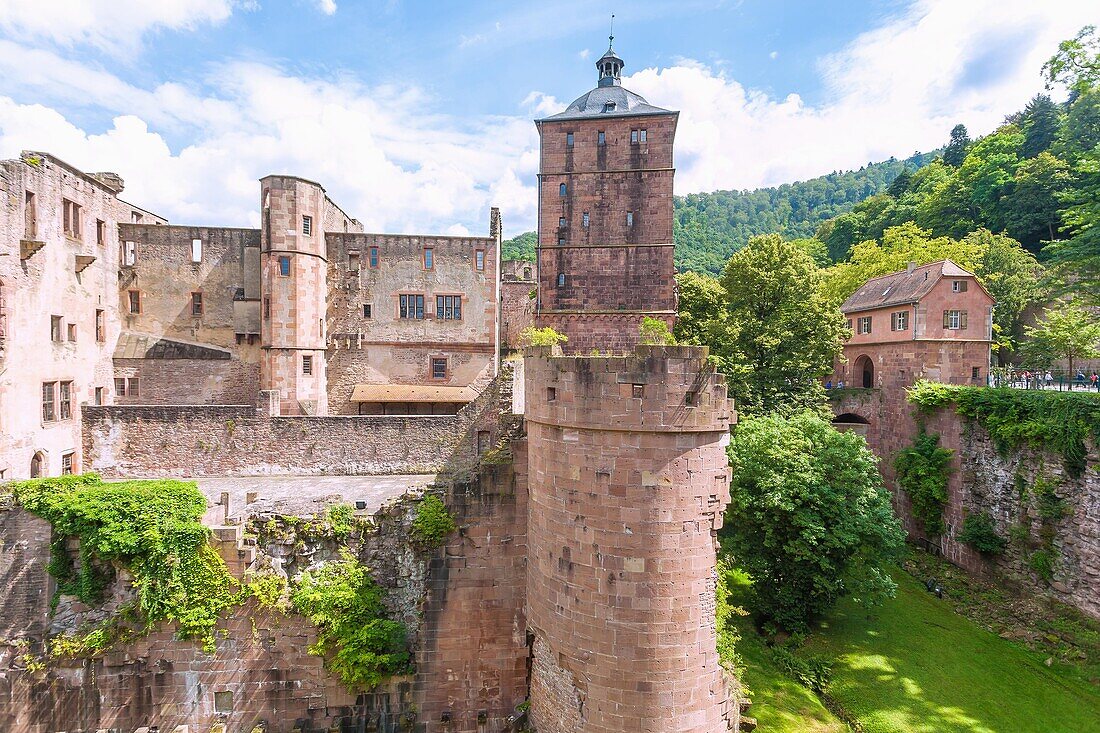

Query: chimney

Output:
[92, 172, 125, 195]
[489, 207, 502, 241]
[906, 261, 917, 274]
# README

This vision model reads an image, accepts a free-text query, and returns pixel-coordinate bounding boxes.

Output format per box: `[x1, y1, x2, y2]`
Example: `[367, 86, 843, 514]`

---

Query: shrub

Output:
[517, 326, 567, 348]
[958, 512, 1008, 554]
[771, 645, 833, 694]
[1029, 549, 1056, 583]
[638, 317, 676, 345]
[715, 560, 745, 674]
[325, 503, 356, 540]
[894, 430, 953, 536]
[290, 551, 410, 690]
[409, 495, 457, 549]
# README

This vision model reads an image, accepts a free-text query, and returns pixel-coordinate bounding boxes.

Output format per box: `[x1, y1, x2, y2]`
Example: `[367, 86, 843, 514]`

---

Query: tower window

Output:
[191, 292, 203, 316]
[557, 273, 566, 287]
[640, 129, 647, 142]
[597, 131, 605, 145]
[369, 246, 379, 268]
[51, 315, 62, 342]
[62, 199, 82, 239]
[559, 183, 567, 196]
[128, 290, 141, 314]
[559, 217, 567, 227]
[96, 219, 106, 246]
[95, 309, 105, 342]
[626, 211, 634, 227]
[475, 250, 485, 271]
[348, 251, 360, 272]
[123, 241, 136, 266]
[432, 357, 448, 379]
[191, 238, 203, 262]
[582, 212, 590, 228]
[566, 132, 574, 147]
[263, 297, 271, 319]
[424, 248, 434, 270]
[631, 129, 638, 144]
[363, 303, 372, 319]
[302, 355, 313, 375]
[302, 215, 312, 236]
[558, 237, 565, 246]
[279, 256, 291, 276]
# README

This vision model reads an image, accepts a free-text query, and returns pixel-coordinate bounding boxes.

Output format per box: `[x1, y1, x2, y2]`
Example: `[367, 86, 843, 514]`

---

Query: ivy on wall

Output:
[894, 430, 954, 536]
[907, 381, 1100, 477]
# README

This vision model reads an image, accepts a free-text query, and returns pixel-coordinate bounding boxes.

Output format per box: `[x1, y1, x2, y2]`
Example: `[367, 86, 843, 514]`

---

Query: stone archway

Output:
[30, 451, 45, 478]
[854, 354, 875, 388]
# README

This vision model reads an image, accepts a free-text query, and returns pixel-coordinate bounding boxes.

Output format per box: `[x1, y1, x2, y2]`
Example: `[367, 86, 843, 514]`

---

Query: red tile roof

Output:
[840, 259, 977, 314]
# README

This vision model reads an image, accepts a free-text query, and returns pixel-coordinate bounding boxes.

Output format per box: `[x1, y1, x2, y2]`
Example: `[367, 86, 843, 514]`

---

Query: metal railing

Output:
[991, 367, 1100, 391]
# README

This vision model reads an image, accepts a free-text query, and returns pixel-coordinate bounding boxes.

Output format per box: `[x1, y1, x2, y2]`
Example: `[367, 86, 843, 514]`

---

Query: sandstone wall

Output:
[113, 356, 261, 406]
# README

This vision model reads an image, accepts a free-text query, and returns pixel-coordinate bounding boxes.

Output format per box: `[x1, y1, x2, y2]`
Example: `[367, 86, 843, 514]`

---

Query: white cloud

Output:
[578, 49, 591, 60]
[769, 51, 778, 60]
[0, 0, 238, 54]
[316, 0, 337, 15]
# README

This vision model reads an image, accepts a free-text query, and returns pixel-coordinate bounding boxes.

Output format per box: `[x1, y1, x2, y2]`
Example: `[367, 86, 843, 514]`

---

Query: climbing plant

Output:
[409, 495, 457, 549]
[12, 474, 238, 652]
[957, 512, 1008, 555]
[893, 430, 954, 536]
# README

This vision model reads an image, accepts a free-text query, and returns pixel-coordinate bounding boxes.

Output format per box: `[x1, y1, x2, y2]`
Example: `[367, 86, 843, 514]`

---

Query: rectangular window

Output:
[122, 240, 136, 266]
[114, 377, 126, 396]
[128, 290, 141, 314]
[263, 297, 271, 319]
[477, 430, 491, 455]
[436, 295, 463, 320]
[42, 382, 56, 422]
[362, 303, 372, 318]
[559, 183, 567, 196]
[302, 215, 312, 236]
[399, 294, 425, 319]
[369, 246, 379, 268]
[131, 211, 143, 223]
[558, 237, 565, 246]
[59, 381, 72, 420]
[952, 280, 968, 293]
[943, 310, 967, 330]
[61, 453, 73, 475]
[63, 199, 82, 239]
[972, 366, 981, 381]
[597, 131, 605, 145]
[557, 273, 566, 287]
[582, 212, 590, 228]
[96, 219, 106, 246]
[302, 355, 313, 375]
[278, 256, 291, 276]
[857, 316, 872, 335]
[348, 251, 360, 272]
[423, 248, 434, 270]
[640, 129, 647, 142]
[475, 250, 485, 271]
[51, 315, 62, 342]
[891, 311, 909, 331]
[191, 238, 203, 263]
[432, 357, 447, 379]
[191, 292, 203, 316]
[626, 211, 634, 227]
[559, 217, 567, 227]
[566, 132, 574, 147]
[94, 386, 103, 405]
[67, 323, 76, 342]
[128, 377, 139, 397]
[24, 191, 36, 239]
[631, 129, 639, 144]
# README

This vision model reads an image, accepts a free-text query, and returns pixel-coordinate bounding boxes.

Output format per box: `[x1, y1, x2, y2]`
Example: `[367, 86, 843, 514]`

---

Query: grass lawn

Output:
[729, 569, 1100, 732]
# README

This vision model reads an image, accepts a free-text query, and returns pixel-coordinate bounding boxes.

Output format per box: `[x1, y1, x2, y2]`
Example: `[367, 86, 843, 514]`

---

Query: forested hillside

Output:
[499, 152, 937, 272]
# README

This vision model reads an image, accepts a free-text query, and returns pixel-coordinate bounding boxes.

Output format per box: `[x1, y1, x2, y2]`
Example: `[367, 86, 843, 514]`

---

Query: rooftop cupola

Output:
[596, 36, 624, 87]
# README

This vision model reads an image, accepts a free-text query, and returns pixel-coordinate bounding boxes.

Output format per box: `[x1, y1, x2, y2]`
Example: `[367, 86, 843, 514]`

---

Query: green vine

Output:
[957, 512, 1007, 555]
[12, 474, 238, 653]
[893, 430, 954, 536]
[409, 495, 457, 549]
[907, 381, 1100, 477]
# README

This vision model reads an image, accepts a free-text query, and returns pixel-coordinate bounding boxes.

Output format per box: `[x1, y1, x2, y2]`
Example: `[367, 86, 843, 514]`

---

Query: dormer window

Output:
[603, 102, 616, 113]
[952, 280, 968, 292]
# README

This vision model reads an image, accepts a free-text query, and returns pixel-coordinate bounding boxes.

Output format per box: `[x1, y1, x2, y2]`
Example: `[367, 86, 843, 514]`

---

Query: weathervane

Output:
[609, 13, 615, 50]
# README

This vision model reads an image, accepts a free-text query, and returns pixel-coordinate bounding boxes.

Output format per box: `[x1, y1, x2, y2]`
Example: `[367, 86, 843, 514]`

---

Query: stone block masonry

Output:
[524, 345, 738, 732]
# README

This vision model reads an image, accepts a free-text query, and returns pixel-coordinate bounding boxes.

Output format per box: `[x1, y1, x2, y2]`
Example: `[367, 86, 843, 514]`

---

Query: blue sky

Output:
[0, 1, 1095, 236]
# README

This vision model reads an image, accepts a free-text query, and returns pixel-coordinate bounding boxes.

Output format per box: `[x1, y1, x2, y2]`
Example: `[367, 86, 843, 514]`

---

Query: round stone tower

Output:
[524, 344, 737, 732]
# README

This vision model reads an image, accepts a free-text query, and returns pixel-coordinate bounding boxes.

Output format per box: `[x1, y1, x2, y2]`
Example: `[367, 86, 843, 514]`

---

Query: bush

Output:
[958, 512, 1008, 554]
[894, 430, 953, 536]
[325, 503, 356, 539]
[290, 551, 410, 690]
[723, 412, 906, 631]
[638, 317, 676, 345]
[409, 495, 457, 549]
[1029, 549, 1056, 583]
[517, 326, 567, 348]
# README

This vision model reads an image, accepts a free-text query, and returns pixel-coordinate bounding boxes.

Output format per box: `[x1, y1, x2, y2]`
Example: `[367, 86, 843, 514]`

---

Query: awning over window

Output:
[350, 384, 477, 403]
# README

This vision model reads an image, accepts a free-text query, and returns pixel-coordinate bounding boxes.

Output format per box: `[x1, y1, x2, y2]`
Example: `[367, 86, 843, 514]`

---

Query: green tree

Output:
[1005, 152, 1073, 251]
[717, 234, 847, 415]
[501, 231, 536, 261]
[1021, 302, 1100, 378]
[957, 125, 1024, 233]
[1021, 94, 1064, 158]
[673, 271, 727, 347]
[1056, 89, 1100, 161]
[723, 412, 906, 631]
[1043, 25, 1100, 94]
[968, 229, 1047, 356]
[1046, 148, 1100, 304]
[943, 124, 972, 167]
[915, 173, 977, 237]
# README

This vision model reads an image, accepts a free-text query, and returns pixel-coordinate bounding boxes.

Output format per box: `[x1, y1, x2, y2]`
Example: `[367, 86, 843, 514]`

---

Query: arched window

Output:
[854, 354, 875, 389]
[559, 183, 567, 196]
[30, 451, 45, 478]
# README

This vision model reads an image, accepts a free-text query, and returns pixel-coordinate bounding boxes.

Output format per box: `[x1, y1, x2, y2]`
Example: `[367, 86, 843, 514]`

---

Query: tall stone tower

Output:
[259, 175, 329, 415]
[524, 345, 737, 732]
[534, 39, 678, 353]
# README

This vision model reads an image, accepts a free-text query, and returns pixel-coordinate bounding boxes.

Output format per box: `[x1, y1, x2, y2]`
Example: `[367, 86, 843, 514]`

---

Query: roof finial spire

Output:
[609, 13, 614, 50]
[596, 15, 624, 87]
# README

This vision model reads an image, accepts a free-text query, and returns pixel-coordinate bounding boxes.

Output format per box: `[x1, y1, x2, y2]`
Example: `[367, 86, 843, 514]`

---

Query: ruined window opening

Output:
[95, 309, 105, 342]
[523, 267, 532, 280]
[63, 199, 82, 239]
[97, 219, 106, 246]
[399, 294, 425, 319]
[263, 297, 271, 320]
[278, 256, 291, 276]
[475, 250, 485, 271]
[559, 183, 567, 196]
[94, 386, 103, 405]
[566, 132, 574, 147]
[302, 355, 313, 375]
[363, 303, 372, 319]
[431, 357, 447, 379]
[61, 452, 74, 475]
[952, 280, 968, 293]
[29, 452, 44, 478]
[436, 295, 462, 320]
[632, 384, 644, 398]
[597, 131, 606, 145]
[369, 246, 379, 268]
[24, 191, 36, 239]
[51, 315, 62, 342]
[123, 240, 136, 266]
[131, 211, 143, 224]
[348, 251, 360, 272]
[191, 292, 203, 316]
[547, 387, 557, 402]
[67, 323, 76, 342]
[191, 238, 203, 263]
[214, 690, 233, 714]
[477, 430, 491, 455]
[582, 212, 590, 228]
[891, 311, 909, 331]
[59, 381, 72, 420]
[685, 391, 697, 406]
[128, 290, 141, 314]
[42, 382, 56, 422]
[557, 272, 566, 287]
[302, 215, 312, 236]
[424, 248, 434, 270]
[857, 316, 872, 335]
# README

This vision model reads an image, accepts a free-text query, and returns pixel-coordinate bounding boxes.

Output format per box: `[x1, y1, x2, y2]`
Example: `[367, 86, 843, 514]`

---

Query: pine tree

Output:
[943, 124, 971, 167]
[1021, 94, 1063, 158]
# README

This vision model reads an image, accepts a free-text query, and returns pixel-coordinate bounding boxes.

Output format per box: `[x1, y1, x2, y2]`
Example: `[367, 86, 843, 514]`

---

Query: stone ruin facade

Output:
[0, 41, 743, 733]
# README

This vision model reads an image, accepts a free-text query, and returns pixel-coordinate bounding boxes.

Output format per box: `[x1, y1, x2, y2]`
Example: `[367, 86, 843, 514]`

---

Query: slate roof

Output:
[840, 260, 978, 314]
[540, 85, 674, 121]
[115, 332, 232, 360]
